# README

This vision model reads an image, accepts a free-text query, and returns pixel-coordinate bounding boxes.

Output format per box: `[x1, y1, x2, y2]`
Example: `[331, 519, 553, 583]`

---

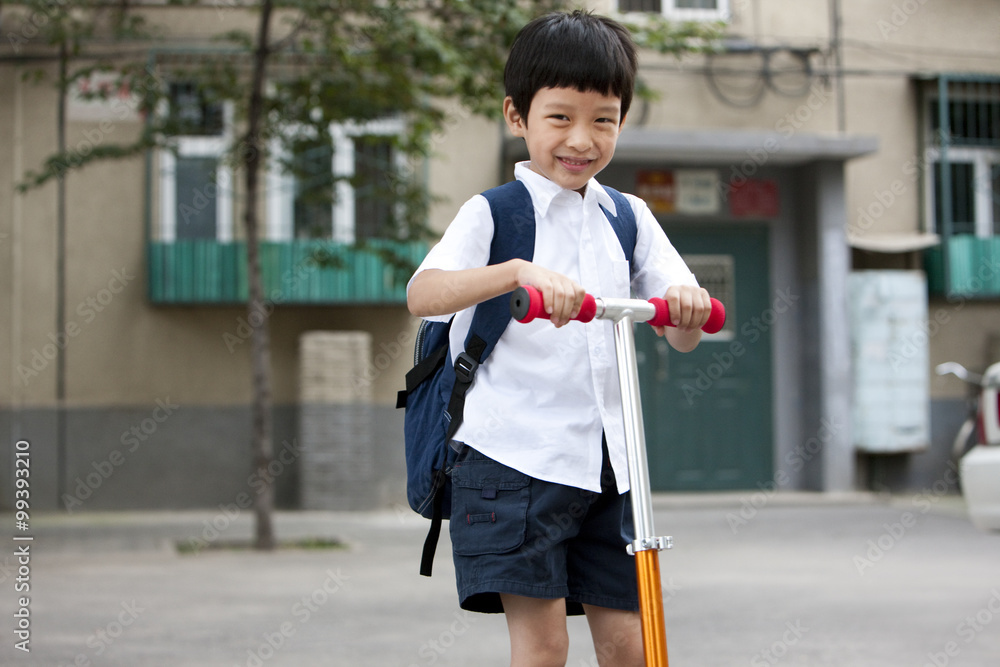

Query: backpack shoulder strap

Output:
[600, 185, 637, 264]
[458, 181, 635, 368]
[444, 180, 535, 442]
[418, 182, 535, 577]
[471, 180, 536, 355]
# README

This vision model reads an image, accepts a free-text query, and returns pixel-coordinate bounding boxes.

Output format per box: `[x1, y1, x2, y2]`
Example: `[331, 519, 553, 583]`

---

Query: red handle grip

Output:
[510, 285, 726, 334]
[647, 296, 727, 334]
[510, 286, 597, 323]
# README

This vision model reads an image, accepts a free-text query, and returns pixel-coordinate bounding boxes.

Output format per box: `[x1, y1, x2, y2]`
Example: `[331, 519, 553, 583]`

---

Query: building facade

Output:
[1, 1, 998, 511]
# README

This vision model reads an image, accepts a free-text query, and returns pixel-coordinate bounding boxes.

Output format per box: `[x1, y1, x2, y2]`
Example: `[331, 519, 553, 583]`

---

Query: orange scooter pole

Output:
[635, 549, 669, 665]
[511, 287, 726, 666]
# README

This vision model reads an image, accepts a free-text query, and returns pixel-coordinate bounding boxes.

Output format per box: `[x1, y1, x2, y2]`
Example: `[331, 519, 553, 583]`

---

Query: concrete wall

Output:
[0, 403, 406, 512]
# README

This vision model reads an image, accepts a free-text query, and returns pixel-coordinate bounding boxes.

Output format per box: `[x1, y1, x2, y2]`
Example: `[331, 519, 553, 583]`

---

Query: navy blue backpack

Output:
[396, 180, 636, 576]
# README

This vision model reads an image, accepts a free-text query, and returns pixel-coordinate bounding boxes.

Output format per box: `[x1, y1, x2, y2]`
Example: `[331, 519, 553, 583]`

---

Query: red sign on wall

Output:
[728, 178, 780, 219]
[636, 170, 676, 214]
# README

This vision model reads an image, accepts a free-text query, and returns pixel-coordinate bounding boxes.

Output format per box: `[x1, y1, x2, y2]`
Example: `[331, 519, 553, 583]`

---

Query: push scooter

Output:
[510, 286, 726, 666]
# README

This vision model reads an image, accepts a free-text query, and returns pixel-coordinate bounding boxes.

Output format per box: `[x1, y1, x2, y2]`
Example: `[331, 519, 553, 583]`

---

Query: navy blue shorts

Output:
[449, 444, 638, 615]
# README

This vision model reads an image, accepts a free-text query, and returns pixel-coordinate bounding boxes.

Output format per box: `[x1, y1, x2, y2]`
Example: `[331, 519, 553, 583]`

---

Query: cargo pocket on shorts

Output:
[450, 449, 531, 556]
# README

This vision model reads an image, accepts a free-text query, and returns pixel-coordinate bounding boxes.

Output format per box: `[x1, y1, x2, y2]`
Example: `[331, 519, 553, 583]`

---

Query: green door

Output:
[636, 224, 773, 491]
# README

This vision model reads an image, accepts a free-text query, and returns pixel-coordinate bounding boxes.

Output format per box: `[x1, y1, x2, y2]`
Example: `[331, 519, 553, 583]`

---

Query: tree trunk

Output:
[245, 0, 276, 551]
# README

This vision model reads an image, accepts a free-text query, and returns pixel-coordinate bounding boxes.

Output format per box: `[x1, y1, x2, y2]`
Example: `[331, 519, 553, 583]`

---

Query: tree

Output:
[5, 0, 720, 549]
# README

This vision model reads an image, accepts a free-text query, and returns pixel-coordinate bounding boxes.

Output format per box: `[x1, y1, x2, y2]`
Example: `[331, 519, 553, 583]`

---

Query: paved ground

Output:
[2, 492, 1000, 666]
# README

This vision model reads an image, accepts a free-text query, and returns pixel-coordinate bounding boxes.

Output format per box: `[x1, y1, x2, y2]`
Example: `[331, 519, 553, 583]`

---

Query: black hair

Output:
[504, 10, 638, 124]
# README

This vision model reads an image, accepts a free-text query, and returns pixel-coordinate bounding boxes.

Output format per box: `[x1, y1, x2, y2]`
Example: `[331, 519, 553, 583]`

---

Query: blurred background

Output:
[0, 0, 998, 524]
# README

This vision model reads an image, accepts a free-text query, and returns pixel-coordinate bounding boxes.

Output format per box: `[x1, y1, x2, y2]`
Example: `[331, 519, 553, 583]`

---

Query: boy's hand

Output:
[653, 285, 711, 350]
[515, 262, 585, 328]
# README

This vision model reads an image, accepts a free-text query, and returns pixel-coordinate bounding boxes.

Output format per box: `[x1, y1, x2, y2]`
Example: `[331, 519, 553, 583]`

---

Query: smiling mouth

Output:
[558, 156, 593, 172]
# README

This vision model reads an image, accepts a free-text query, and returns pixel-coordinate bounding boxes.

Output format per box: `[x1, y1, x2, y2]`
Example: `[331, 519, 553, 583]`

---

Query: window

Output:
[158, 83, 233, 242]
[168, 82, 223, 137]
[921, 76, 1000, 297]
[288, 134, 335, 240]
[267, 118, 404, 243]
[618, 0, 729, 21]
[683, 254, 735, 340]
[926, 80, 1000, 239]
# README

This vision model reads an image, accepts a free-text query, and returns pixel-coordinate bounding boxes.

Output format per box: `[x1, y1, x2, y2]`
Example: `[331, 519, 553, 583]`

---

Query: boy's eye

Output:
[548, 114, 570, 122]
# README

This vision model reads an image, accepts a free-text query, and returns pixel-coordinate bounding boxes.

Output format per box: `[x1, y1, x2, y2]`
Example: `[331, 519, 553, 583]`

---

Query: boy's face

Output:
[504, 87, 623, 194]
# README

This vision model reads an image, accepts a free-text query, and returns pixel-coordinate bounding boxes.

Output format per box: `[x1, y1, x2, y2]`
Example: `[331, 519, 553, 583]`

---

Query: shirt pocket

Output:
[449, 451, 531, 556]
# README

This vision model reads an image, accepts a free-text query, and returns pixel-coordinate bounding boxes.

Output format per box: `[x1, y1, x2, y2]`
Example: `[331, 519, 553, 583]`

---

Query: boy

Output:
[407, 11, 711, 667]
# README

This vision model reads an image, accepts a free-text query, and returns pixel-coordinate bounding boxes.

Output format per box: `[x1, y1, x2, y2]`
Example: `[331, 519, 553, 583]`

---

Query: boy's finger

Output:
[543, 284, 566, 326]
[668, 287, 712, 330]
[549, 285, 566, 322]
[567, 287, 585, 320]
[696, 290, 712, 328]
[667, 291, 685, 327]
[540, 279, 585, 327]
[555, 282, 575, 318]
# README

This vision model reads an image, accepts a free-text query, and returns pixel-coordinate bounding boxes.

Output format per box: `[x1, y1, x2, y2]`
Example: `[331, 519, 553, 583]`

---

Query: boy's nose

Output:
[565, 124, 593, 152]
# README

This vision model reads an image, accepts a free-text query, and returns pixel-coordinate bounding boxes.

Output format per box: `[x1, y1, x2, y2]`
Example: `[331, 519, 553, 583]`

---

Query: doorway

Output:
[636, 224, 774, 490]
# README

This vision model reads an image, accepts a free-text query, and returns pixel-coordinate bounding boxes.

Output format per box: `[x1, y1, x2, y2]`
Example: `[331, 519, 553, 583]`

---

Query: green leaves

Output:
[9, 1, 720, 243]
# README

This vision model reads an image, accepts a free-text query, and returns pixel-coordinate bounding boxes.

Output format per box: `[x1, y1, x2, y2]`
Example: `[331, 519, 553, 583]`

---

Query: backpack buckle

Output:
[454, 352, 478, 384]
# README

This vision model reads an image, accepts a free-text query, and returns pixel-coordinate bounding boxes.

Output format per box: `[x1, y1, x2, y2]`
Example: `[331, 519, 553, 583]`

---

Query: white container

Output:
[849, 271, 930, 453]
[961, 445, 1000, 532]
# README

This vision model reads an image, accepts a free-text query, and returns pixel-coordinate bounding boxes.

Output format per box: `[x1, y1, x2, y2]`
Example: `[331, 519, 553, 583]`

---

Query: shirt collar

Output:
[513, 161, 617, 219]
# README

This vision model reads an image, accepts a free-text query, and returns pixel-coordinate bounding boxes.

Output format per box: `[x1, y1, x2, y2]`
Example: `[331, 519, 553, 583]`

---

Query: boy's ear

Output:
[503, 97, 526, 137]
[619, 112, 628, 129]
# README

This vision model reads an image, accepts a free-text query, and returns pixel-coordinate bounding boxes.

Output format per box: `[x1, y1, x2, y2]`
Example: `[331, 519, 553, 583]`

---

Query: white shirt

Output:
[409, 162, 698, 493]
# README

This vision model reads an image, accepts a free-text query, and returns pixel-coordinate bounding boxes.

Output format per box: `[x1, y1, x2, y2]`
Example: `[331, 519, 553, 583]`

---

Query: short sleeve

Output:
[406, 194, 495, 320]
[627, 194, 699, 300]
